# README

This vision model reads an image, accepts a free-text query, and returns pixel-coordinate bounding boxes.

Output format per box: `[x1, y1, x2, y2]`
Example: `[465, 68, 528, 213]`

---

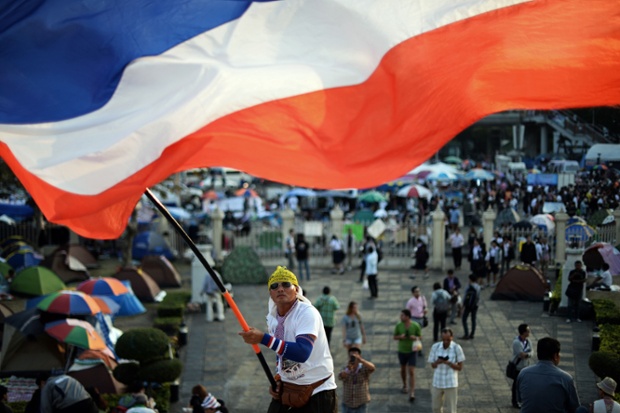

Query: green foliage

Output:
[113, 361, 140, 384]
[550, 273, 562, 305]
[140, 358, 183, 383]
[589, 351, 620, 384]
[115, 328, 171, 362]
[258, 231, 282, 250]
[593, 299, 620, 325]
[221, 246, 268, 284]
[588, 209, 613, 228]
[161, 290, 191, 306]
[153, 317, 183, 336]
[7, 401, 26, 413]
[599, 324, 620, 355]
[157, 305, 184, 318]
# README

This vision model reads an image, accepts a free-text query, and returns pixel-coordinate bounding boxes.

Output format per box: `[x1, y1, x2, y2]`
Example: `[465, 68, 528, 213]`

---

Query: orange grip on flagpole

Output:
[222, 291, 261, 354]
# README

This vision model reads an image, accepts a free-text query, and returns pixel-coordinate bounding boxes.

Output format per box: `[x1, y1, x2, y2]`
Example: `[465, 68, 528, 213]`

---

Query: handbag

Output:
[505, 358, 519, 380]
[411, 338, 423, 352]
[280, 376, 330, 408]
[422, 316, 429, 328]
[362, 278, 369, 290]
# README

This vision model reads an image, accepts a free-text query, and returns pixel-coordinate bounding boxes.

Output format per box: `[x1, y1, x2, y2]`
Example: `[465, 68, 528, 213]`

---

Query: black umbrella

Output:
[513, 220, 533, 229]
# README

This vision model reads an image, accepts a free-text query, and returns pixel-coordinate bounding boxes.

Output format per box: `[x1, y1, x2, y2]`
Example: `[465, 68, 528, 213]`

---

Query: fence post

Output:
[554, 211, 568, 266]
[211, 206, 224, 260]
[430, 206, 445, 270]
[281, 207, 295, 251]
[482, 206, 496, 248]
[614, 207, 620, 245]
[330, 205, 344, 241]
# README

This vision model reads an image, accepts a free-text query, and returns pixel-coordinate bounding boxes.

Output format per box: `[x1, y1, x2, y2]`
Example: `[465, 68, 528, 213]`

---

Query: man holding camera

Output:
[428, 328, 465, 413]
[338, 347, 376, 413]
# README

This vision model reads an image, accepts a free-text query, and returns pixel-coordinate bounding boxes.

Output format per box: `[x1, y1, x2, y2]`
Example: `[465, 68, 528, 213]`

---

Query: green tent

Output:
[0, 261, 12, 277]
[11, 266, 66, 296]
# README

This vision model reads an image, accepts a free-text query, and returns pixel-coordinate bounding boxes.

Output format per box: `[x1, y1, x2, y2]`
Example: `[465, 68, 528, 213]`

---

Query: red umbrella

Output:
[77, 277, 129, 296]
[45, 318, 107, 350]
[37, 290, 101, 316]
[202, 190, 220, 200]
[235, 188, 259, 197]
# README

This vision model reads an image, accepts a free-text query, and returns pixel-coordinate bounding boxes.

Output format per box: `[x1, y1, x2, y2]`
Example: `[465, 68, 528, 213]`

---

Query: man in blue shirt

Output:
[517, 337, 580, 413]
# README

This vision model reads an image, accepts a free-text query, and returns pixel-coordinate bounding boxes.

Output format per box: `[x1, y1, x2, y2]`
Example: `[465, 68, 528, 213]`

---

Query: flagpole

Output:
[144, 189, 277, 390]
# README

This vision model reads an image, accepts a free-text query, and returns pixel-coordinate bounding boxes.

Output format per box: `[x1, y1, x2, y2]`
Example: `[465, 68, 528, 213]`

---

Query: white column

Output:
[281, 207, 295, 250]
[540, 126, 548, 155]
[191, 244, 215, 304]
[330, 205, 344, 240]
[482, 206, 496, 249]
[211, 207, 224, 260]
[430, 207, 445, 270]
[554, 211, 568, 266]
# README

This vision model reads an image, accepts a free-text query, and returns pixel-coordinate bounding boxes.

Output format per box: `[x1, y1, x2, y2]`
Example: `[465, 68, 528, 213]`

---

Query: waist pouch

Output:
[281, 376, 330, 408]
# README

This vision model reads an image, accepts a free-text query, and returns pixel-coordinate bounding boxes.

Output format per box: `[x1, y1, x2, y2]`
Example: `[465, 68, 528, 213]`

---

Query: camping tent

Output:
[53, 244, 99, 269]
[141, 255, 182, 288]
[491, 264, 549, 301]
[41, 249, 90, 284]
[132, 231, 175, 261]
[11, 266, 66, 296]
[113, 268, 161, 302]
[68, 359, 126, 394]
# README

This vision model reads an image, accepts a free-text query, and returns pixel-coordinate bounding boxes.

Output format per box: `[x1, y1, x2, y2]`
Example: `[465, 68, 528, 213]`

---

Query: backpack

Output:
[435, 292, 450, 313]
[463, 285, 478, 309]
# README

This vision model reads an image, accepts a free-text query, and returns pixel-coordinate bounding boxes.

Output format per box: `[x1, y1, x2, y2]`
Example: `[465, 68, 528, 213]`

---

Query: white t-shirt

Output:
[267, 300, 337, 393]
[600, 270, 612, 287]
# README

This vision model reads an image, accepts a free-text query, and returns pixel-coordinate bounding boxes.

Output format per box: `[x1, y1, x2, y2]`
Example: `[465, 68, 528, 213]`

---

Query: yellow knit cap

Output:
[267, 266, 299, 289]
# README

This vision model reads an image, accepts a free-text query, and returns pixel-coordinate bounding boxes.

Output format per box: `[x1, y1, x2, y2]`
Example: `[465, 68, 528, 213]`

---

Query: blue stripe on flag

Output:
[0, 0, 273, 124]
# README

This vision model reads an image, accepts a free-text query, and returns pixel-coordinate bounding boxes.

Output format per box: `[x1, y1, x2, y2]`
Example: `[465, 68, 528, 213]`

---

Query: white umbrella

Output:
[396, 184, 432, 200]
[373, 209, 388, 218]
[530, 214, 555, 232]
[0, 215, 15, 225]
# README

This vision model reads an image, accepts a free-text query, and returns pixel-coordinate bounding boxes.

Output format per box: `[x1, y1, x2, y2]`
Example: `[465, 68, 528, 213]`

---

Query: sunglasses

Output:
[270, 282, 293, 290]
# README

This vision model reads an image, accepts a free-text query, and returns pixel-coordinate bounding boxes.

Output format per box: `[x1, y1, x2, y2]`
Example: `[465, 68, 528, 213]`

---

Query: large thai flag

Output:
[1, 0, 619, 238]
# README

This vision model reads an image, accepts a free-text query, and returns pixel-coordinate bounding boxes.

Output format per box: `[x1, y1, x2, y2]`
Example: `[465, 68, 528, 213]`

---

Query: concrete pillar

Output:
[281, 207, 295, 250]
[560, 247, 585, 310]
[191, 244, 215, 303]
[430, 207, 445, 270]
[330, 205, 344, 240]
[482, 206, 496, 248]
[614, 208, 620, 244]
[555, 211, 568, 266]
[540, 126, 548, 155]
[211, 207, 224, 259]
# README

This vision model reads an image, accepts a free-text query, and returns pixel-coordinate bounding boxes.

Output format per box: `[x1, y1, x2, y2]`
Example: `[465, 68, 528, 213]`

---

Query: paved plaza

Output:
[173, 263, 599, 413]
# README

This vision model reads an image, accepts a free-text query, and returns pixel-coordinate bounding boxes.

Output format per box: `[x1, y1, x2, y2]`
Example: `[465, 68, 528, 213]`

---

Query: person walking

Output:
[341, 301, 366, 350]
[468, 238, 486, 287]
[510, 324, 533, 408]
[485, 240, 501, 288]
[338, 346, 376, 413]
[359, 236, 377, 283]
[285, 229, 295, 272]
[565, 261, 587, 323]
[365, 246, 379, 299]
[576, 377, 620, 413]
[536, 238, 551, 276]
[443, 270, 462, 325]
[330, 235, 346, 274]
[295, 233, 311, 281]
[501, 238, 516, 275]
[238, 266, 337, 412]
[428, 328, 465, 413]
[431, 282, 452, 343]
[405, 286, 427, 328]
[517, 337, 580, 413]
[448, 228, 464, 271]
[461, 274, 481, 340]
[201, 271, 225, 323]
[314, 286, 340, 345]
[393, 309, 422, 402]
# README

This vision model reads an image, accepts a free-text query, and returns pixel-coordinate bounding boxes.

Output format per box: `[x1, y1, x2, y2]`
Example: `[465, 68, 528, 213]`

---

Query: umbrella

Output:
[396, 184, 432, 200]
[464, 168, 495, 181]
[357, 191, 387, 203]
[77, 277, 129, 296]
[567, 216, 587, 226]
[202, 190, 221, 200]
[11, 266, 66, 296]
[373, 209, 388, 218]
[235, 188, 259, 198]
[45, 319, 107, 350]
[582, 242, 620, 273]
[0, 214, 15, 225]
[513, 220, 533, 229]
[443, 156, 462, 165]
[529, 214, 555, 232]
[37, 290, 101, 316]
[90, 296, 121, 315]
[284, 188, 317, 197]
[565, 223, 596, 243]
[602, 215, 615, 225]
[166, 206, 192, 220]
[588, 209, 613, 227]
[426, 170, 461, 182]
[496, 208, 520, 226]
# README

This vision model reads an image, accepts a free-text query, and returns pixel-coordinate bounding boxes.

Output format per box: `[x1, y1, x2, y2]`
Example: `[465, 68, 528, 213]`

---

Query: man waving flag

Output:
[1, 0, 619, 238]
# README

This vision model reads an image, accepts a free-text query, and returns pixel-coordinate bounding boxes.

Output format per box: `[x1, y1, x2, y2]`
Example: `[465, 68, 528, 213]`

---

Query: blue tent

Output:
[132, 231, 175, 260]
